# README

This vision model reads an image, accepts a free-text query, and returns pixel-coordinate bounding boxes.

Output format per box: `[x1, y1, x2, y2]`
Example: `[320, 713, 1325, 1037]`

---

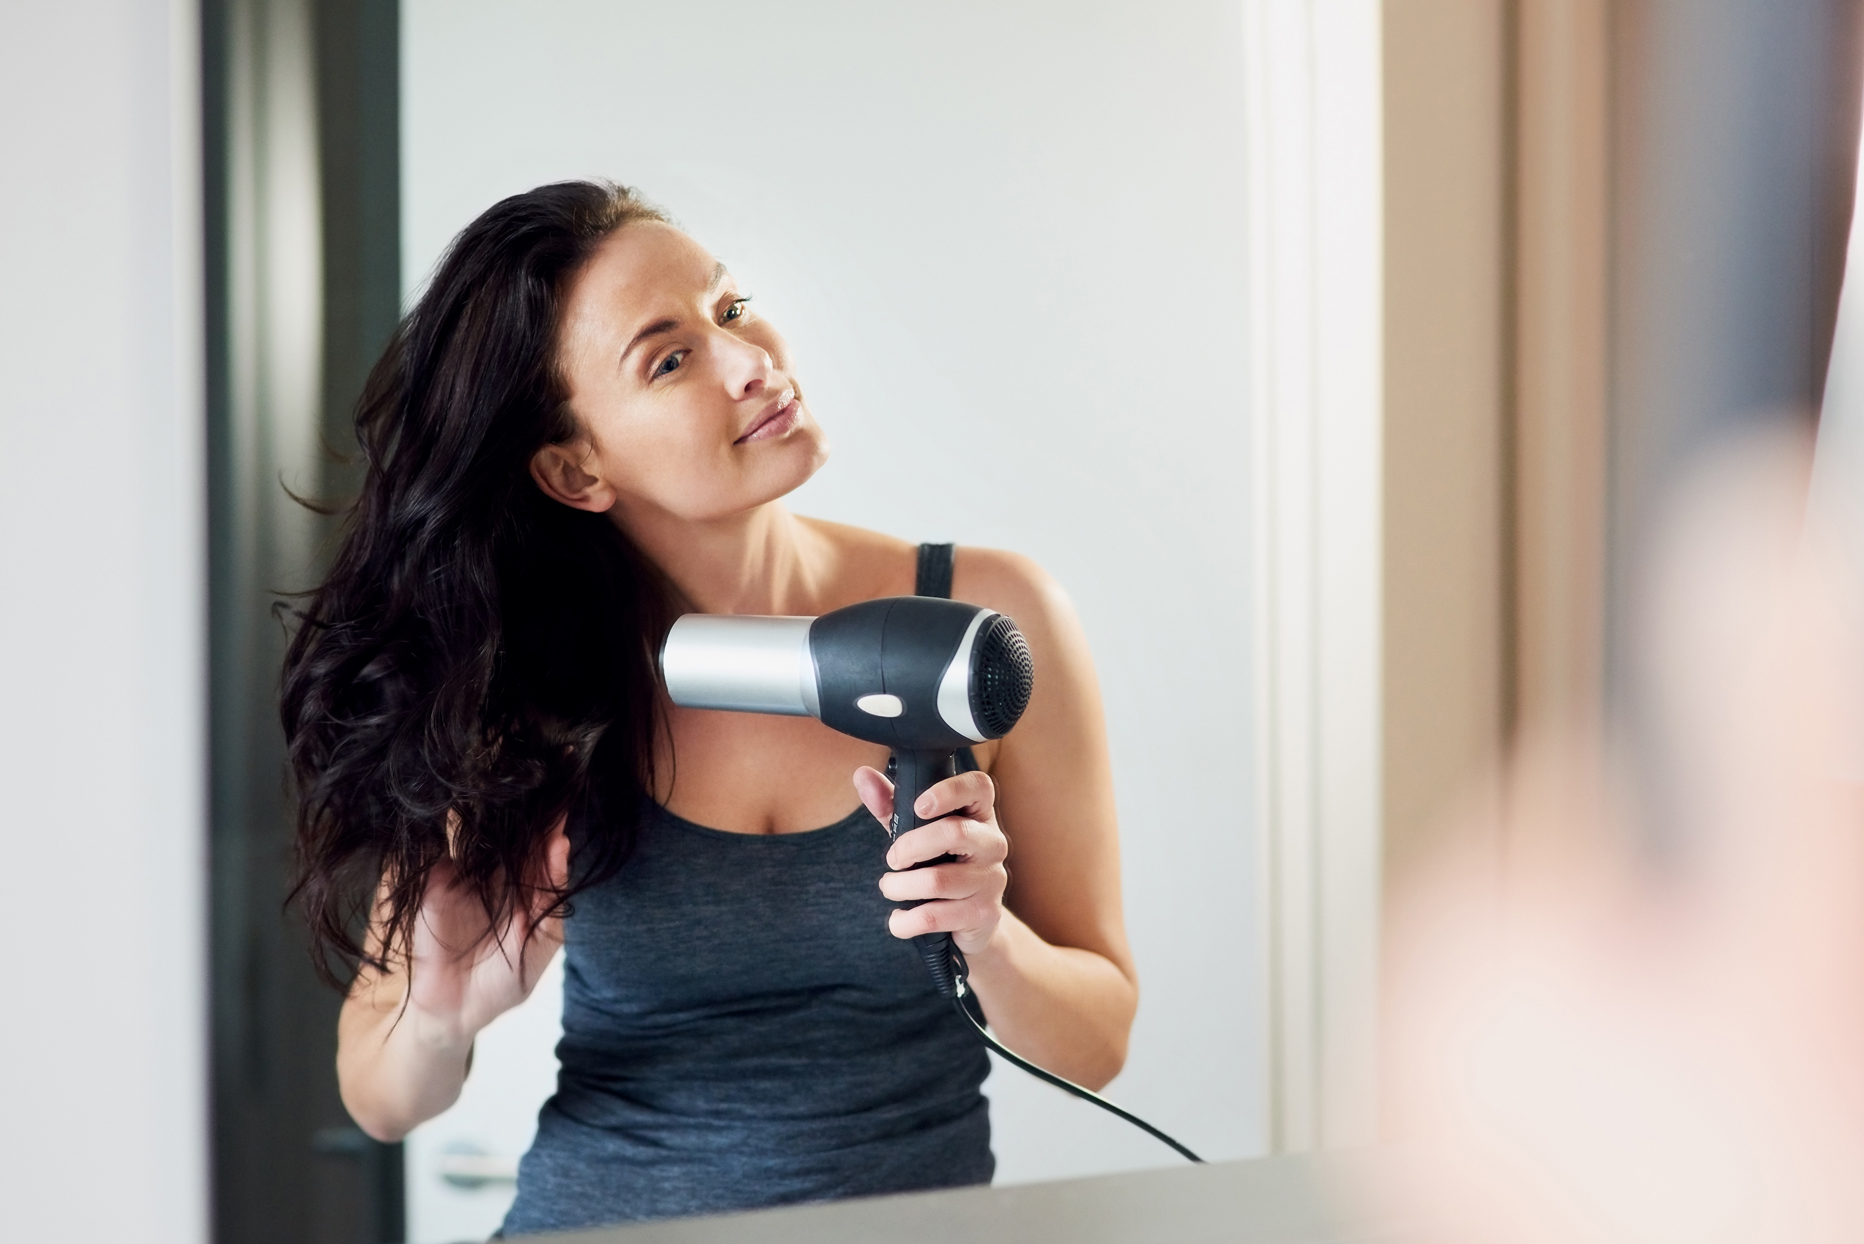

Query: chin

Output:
[670, 432, 830, 523]
[761, 435, 830, 507]
[761, 417, 830, 496]
[799, 423, 831, 478]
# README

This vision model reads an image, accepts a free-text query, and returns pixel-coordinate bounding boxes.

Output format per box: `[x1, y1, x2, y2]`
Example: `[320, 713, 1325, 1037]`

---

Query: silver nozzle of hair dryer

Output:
[658, 615, 821, 717]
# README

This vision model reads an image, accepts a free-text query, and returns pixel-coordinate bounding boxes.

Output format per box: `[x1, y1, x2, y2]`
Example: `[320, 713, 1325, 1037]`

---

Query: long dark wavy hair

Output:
[282, 180, 673, 986]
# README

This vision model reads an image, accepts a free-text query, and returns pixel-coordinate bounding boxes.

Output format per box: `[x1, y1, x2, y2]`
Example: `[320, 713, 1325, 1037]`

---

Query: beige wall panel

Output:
[1381, 0, 1510, 888]
[1515, 0, 1609, 737]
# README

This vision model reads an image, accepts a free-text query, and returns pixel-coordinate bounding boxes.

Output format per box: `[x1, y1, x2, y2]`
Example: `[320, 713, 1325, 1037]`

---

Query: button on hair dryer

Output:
[659, 596, 1035, 996]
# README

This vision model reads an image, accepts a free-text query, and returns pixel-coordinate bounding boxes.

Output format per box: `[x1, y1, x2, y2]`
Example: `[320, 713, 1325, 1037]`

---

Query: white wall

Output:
[402, 0, 1261, 1222]
[1241, 0, 1383, 1150]
[0, 2, 207, 1242]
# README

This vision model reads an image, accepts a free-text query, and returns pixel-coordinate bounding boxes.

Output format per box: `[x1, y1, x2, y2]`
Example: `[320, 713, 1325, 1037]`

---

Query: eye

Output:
[721, 297, 750, 324]
[653, 350, 686, 378]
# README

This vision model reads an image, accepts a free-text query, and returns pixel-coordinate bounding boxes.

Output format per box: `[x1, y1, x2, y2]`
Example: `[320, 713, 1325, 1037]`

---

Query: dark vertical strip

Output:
[1610, 0, 1863, 495]
[314, 2, 405, 1239]
[1498, 0, 1522, 742]
[199, 0, 236, 1234]
[318, 0, 401, 498]
[1606, 0, 1864, 848]
[205, 1, 403, 1241]
[207, 0, 332, 1232]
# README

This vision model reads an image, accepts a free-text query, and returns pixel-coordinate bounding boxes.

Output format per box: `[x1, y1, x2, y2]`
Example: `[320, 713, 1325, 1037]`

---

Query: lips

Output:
[736, 389, 800, 444]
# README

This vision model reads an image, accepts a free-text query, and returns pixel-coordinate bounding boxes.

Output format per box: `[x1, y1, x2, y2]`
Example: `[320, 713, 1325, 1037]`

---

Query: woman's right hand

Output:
[337, 817, 570, 1141]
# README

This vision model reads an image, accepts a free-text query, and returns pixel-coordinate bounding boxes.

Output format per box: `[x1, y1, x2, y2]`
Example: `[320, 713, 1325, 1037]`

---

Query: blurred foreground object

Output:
[1373, 432, 1864, 1242]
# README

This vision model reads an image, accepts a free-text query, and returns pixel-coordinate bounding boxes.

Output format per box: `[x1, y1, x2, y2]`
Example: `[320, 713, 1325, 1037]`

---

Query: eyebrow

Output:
[619, 263, 732, 368]
[620, 318, 679, 368]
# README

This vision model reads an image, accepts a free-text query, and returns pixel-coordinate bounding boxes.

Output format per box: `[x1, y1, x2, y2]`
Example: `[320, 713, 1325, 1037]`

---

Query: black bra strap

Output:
[915, 542, 955, 599]
[914, 542, 977, 773]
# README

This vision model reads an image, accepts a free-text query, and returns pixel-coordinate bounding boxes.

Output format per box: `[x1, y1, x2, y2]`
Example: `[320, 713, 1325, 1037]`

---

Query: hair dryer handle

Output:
[887, 748, 961, 997]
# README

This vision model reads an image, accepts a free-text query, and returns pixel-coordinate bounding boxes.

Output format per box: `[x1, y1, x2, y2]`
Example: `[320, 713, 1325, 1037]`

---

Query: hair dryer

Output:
[659, 594, 1203, 1163]
[659, 596, 1036, 996]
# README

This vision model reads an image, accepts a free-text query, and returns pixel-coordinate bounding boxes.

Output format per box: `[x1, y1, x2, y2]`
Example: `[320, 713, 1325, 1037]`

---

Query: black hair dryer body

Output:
[659, 596, 1035, 996]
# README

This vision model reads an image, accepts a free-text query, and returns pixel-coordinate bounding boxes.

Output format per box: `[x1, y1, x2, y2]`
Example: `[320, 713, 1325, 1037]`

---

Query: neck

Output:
[614, 501, 833, 616]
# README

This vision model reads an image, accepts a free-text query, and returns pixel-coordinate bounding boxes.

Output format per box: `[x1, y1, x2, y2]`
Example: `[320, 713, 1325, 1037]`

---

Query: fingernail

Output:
[915, 793, 934, 816]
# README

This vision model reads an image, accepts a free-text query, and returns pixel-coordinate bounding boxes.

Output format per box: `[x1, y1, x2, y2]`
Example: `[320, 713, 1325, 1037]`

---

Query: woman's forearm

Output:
[959, 909, 1137, 1090]
[336, 969, 477, 1142]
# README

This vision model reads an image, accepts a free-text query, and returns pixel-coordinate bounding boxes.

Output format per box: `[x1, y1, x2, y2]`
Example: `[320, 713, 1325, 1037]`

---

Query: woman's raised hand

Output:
[401, 815, 571, 1043]
[339, 816, 571, 1141]
[855, 767, 1010, 958]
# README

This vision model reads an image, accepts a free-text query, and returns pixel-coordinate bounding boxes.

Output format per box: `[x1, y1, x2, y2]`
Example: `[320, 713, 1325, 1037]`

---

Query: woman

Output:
[283, 180, 1135, 1234]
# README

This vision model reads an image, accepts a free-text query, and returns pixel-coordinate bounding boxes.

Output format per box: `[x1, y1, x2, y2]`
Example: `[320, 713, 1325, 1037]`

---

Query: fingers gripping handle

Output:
[887, 748, 961, 997]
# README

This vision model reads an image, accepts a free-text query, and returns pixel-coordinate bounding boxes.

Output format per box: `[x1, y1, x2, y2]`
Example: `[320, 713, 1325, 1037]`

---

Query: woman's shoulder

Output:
[952, 547, 1100, 772]
[950, 546, 1079, 650]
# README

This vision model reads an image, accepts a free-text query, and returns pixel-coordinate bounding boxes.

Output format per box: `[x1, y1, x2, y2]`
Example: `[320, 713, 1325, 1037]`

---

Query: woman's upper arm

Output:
[954, 548, 1135, 982]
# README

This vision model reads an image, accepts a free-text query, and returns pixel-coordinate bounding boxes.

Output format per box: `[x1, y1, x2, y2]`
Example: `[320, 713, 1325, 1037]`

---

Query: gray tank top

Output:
[499, 546, 991, 1235]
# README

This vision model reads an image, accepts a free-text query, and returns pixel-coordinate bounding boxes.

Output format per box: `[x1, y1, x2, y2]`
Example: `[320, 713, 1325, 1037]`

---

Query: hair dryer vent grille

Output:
[971, 614, 1035, 737]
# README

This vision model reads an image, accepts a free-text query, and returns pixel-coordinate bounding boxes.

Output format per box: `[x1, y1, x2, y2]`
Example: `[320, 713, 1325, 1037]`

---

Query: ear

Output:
[529, 439, 617, 513]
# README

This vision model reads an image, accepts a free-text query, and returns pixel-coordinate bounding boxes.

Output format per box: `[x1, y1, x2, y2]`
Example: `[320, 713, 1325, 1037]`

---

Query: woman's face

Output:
[543, 220, 828, 526]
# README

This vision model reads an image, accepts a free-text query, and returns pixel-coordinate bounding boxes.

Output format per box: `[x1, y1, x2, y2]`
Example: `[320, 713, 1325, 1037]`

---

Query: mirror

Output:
[210, 2, 1277, 1240]
[399, 4, 1255, 1235]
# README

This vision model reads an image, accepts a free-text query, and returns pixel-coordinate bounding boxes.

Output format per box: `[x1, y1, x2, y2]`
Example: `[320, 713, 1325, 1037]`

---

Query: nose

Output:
[716, 328, 775, 399]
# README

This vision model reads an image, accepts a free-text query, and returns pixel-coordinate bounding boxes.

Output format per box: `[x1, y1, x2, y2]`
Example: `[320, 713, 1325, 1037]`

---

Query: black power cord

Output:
[945, 947, 1203, 1164]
